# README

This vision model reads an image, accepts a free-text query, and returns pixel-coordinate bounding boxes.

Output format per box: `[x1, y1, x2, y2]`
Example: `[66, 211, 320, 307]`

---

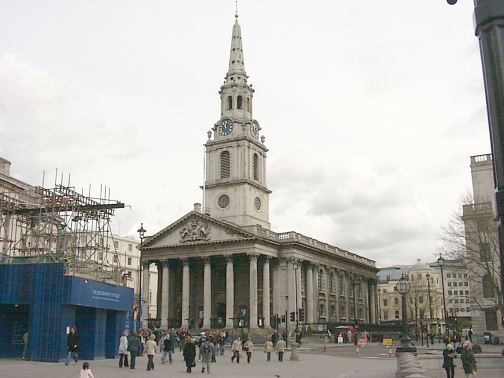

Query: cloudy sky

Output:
[0, 0, 490, 267]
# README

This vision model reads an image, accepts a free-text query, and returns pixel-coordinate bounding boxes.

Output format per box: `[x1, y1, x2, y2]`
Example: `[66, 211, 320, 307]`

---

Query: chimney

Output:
[193, 203, 202, 213]
[0, 157, 12, 176]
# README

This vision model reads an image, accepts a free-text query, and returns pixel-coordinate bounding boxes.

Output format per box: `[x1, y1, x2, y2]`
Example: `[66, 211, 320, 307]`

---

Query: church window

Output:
[237, 95, 243, 109]
[227, 96, 233, 110]
[218, 195, 230, 208]
[220, 151, 230, 178]
[253, 153, 259, 180]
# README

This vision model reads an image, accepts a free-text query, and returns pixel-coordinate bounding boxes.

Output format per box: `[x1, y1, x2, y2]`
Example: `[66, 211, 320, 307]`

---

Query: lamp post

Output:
[426, 272, 434, 344]
[395, 273, 416, 354]
[350, 271, 361, 345]
[448, 0, 504, 312]
[437, 254, 449, 340]
[137, 223, 146, 331]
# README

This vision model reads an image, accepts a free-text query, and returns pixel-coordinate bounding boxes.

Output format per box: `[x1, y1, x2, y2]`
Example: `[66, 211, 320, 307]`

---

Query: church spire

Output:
[226, 9, 246, 79]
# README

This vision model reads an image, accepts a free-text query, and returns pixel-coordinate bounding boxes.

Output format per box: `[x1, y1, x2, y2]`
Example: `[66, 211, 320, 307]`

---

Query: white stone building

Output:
[139, 14, 378, 333]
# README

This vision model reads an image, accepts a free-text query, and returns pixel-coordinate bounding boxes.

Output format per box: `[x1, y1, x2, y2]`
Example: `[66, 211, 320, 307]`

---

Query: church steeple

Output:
[226, 13, 246, 80]
[204, 12, 271, 230]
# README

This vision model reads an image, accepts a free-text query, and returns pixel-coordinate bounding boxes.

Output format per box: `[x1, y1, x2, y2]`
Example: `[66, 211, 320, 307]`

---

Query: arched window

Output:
[237, 95, 243, 109]
[220, 151, 230, 178]
[482, 274, 494, 298]
[253, 153, 259, 180]
[227, 96, 233, 110]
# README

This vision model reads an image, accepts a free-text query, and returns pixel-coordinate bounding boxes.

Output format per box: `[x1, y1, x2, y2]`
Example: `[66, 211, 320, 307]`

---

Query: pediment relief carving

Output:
[179, 219, 211, 243]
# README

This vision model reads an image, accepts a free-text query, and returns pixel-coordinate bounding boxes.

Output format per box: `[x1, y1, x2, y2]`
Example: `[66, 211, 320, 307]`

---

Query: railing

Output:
[462, 202, 493, 216]
[470, 153, 492, 164]
[251, 227, 375, 267]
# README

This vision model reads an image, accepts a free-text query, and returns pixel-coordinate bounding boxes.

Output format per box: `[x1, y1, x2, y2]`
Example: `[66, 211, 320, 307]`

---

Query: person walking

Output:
[79, 362, 94, 378]
[22, 331, 29, 360]
[461, 340, 477, 378]
[127, 332, 140, 369]
[118, 330, 129, 368]
[276, 338, 286, 362]
[183, 336, 196, 373]
[162, 333, 173, 364]
[65, 326, 79, 365]
[243, 337, 253, 364]
[145, 334, 157, 371]
[442, 343, 456, 378]
[264, 338, 273, 361]
[231, 337, 241, 363]
[200, 337, 214, 374]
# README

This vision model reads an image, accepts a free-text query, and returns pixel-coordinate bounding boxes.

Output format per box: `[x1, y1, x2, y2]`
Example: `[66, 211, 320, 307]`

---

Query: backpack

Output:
[202, 343, 211, 354]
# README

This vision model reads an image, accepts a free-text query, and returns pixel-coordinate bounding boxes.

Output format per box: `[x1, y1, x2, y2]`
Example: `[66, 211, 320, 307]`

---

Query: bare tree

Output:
[439, 200, 503, 318]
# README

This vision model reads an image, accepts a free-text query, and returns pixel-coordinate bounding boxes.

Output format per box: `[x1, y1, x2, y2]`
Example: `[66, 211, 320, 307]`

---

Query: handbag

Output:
[191, 359, 196, 367]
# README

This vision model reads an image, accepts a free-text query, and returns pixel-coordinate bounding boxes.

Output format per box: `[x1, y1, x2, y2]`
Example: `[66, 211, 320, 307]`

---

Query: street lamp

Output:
[137, 223, 146, 331]
[426, 272, 434, 346]
[395, 273, 416, 354]
[437, 254, 449, 340]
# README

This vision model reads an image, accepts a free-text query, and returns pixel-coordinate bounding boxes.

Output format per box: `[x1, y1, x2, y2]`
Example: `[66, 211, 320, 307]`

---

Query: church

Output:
[140, 13, 378, 334]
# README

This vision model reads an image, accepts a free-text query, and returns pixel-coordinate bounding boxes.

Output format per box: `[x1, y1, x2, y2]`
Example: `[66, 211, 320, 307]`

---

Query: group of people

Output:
[442, 340, 478, 378]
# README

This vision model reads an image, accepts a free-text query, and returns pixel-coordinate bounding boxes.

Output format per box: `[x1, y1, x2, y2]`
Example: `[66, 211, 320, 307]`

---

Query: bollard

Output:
[290, 342, 300, 361]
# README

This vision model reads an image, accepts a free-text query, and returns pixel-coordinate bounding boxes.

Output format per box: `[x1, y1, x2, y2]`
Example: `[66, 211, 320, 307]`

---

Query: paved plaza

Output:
[0, 346, 396, 378]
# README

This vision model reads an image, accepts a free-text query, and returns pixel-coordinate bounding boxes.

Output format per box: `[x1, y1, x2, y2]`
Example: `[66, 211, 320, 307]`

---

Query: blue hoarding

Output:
[65, 276, 133, 312]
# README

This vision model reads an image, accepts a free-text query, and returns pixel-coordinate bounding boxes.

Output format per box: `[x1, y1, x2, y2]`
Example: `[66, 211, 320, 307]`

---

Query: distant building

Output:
[462, 154, 503, 343]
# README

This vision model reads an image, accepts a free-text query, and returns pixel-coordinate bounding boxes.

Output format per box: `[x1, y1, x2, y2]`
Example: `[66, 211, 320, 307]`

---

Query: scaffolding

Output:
[0, 182, 126, 283]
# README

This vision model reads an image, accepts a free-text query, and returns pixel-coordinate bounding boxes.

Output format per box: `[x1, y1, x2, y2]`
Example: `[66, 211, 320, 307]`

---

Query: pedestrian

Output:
[276, 338, 286, 362]
[128, 331, 140, 369]
[200, 337, 214, 374]
[145, 334, 157, 371]
[118, 330, 129, 368]
[468, 328, 473, 343]
[346, 329, 352, 344]
[79, 361, 94, 378]
[271, 331, 278, 347]
[162, 333, 173, 364]
[244, 337, 253, 363]
[22, 331, 29, 360]
[231, 337, 241, 363]
[264, 337, 273, 361]
[220, 331, 226, 355]
[461, 340, 477, 378]
[183, 336, 196, 373]
[65, 326, 79, 365]
[442, 343, 456, 378]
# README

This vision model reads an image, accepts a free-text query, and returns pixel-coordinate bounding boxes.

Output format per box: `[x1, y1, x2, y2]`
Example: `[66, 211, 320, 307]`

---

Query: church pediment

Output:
[143, 211, 254, 249]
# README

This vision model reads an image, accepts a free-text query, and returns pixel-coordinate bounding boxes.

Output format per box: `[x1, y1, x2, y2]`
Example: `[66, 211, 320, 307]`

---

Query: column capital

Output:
[202, 256, 211, 265]
[262, 255, 272, 263]
[225, 254, 234, 263]
[142, 261, 150, 269]
[181, 258, 190, 267]
[247, 252, 259, 260]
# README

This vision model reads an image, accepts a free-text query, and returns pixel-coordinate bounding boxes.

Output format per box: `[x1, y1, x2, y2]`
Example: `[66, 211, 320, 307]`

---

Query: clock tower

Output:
[204, 12, 271, 230]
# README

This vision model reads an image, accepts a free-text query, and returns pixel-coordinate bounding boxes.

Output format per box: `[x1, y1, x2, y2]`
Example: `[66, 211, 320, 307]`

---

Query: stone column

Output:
[203, 257, 212, 329]
[306, 263, 314, 324]
[160, 260, 170, 329]
[225, 255, 234, 328]
[141, 261, 150, 328]
[313, 264, 319, 323]
[324, 265, 330, 321]
[181, 258, 190, 328]
[272, 261, 279, 318]
[262, 257, 271, 327]
[369, 280, 376, 323]
[249, 253, 259, 328]
[346, 271, 351, 321]
[334, 268, 340, 321]
[287, 258, 296, 331]
[296, 260, 302, 321]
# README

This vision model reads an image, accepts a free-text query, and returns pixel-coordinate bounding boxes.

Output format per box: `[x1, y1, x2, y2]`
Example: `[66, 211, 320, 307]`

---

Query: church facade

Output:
[140, 14, 378, 332]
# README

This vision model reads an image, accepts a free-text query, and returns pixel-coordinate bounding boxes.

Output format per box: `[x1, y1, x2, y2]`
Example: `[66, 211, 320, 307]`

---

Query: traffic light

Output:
[454, 316, 458, 323]
[281, 315, 285, 323]
[299, 309, 305, 322]
[501, 315, 504, 327]
[290, 311, 295, 321]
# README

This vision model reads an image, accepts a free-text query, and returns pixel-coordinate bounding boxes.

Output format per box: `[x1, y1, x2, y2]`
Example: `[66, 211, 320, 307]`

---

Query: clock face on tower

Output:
[250, 120, 259, 138]
[218, 118, 233, 136]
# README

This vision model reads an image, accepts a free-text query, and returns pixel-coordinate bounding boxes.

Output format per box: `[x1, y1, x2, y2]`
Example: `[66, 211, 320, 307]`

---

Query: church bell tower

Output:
[203, 12, 271, 230]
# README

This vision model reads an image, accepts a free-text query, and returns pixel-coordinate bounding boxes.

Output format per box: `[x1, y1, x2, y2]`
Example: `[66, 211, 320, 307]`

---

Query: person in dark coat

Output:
[127, 332, 141, 369]
[461, 340, 477, 377]
[65, 326, 79, 365]
[183, 337, 196, 373]
[442, 343, 456, 378]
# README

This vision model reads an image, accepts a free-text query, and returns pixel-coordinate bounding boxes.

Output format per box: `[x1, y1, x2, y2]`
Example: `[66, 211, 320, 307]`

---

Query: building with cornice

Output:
[140, 13, 378, 334]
